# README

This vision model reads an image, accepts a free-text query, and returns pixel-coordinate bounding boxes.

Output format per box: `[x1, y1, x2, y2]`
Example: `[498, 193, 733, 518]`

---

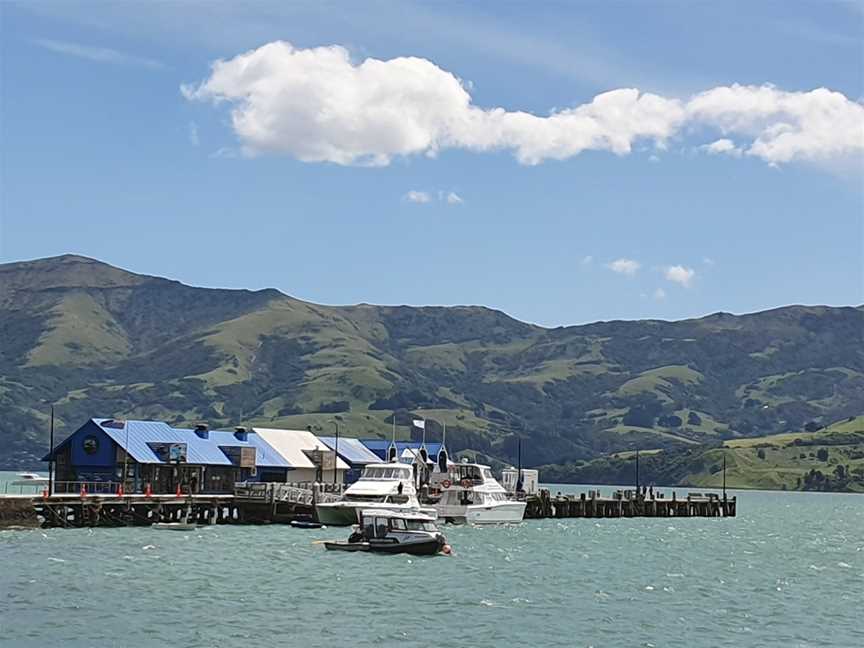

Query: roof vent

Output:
[195, 424, 209, 439]
[234, 426, 248, 442]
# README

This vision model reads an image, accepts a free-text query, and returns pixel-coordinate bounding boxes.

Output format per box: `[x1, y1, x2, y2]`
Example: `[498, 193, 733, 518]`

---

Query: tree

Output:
[804, 421, 821, 433]
[816, 448, 829, 462]
[757, 448, 766, 460]
[687, 411, 702, 426]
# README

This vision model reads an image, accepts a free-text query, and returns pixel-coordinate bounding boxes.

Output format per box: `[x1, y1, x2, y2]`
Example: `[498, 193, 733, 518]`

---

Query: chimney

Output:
[234, 426, 248, 442]
[194, 424, 209, 439]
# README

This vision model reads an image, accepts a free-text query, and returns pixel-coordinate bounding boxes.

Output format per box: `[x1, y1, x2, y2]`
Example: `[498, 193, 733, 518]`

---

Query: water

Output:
[1, 481, 862, 648]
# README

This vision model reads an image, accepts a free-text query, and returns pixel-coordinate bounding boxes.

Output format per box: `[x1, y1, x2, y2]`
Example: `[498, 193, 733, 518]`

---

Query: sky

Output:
[1, 0, 862, 327]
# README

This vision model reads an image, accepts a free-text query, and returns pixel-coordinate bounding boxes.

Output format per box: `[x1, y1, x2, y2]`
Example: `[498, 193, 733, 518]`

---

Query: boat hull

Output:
[324, 538, 443, 556]
[438, 501, 527, 524]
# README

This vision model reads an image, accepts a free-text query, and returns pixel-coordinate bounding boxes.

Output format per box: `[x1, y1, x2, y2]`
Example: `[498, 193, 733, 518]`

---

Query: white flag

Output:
[413, 419, 425, 430]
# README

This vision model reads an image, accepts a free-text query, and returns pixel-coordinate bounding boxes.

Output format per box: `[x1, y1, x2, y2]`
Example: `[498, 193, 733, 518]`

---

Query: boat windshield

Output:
[391, 518, 437, 532]
[361, 466, 411, 481]
[345, 494, 386, 502]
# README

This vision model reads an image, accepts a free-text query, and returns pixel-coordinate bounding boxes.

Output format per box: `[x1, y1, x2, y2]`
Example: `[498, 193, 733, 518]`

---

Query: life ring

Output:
[460, 478, 472, 489]
[441, 479, 452, 489]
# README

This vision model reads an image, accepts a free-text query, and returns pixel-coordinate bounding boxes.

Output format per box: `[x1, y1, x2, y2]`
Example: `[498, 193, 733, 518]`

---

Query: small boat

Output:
[324, 509, 450, 556]
[289, 517, 323, 529]
[11, 472, 49, 486]
[151, 522, 203, 531]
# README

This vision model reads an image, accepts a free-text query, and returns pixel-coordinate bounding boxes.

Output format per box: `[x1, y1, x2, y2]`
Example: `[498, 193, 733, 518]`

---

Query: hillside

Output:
[1, 254, 863, 476]
[541, 416, 864, 492]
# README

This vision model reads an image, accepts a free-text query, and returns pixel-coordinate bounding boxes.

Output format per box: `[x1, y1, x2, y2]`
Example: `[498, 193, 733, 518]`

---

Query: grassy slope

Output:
[2, 255, 863, 482]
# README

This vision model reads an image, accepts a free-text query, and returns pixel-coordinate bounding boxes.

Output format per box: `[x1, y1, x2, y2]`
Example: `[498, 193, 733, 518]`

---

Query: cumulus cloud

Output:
[607, 258, 641, 276]
[701, 138, 741, 157]
[404, 190, 431, 204]
[35, 38, 164, 69]
[444, 191, 464, 205]
[664, 265, 696, 287]
[183, 41, 864, 168]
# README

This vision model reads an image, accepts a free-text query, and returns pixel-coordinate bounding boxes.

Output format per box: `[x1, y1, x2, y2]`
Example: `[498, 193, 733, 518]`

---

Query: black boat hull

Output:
[324, 538, 443, 556]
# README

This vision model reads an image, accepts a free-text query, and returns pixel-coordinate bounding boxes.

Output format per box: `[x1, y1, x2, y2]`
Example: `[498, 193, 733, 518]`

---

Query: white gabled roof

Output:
[251, 428, 350, 470]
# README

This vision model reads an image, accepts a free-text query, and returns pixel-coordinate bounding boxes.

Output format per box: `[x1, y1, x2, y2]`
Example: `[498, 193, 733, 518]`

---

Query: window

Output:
[391, 518, 406, 530]
[374, 518, 388, 538]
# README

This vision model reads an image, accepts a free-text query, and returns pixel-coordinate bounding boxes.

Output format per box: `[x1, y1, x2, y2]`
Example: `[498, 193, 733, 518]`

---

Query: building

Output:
[250, 428, 349, 483]
[317, 436, 382, 483]
[43, 418, 291, 494]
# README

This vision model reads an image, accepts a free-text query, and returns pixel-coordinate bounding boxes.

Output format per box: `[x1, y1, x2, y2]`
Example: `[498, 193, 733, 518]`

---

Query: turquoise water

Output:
[1, 482, 862, 647]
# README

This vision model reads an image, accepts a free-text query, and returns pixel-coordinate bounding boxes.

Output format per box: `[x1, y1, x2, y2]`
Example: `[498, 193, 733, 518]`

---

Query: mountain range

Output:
[2, 254, 862, 478]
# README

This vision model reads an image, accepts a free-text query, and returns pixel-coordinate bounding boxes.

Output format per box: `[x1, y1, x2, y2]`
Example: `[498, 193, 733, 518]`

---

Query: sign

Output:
[221, 445, 257, 468]
[306, 449, 337, 471]
[148, 442, 188, 463]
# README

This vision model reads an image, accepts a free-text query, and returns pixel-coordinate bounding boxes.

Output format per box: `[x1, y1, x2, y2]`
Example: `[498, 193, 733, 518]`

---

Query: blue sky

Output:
[1, 1, 862, 326]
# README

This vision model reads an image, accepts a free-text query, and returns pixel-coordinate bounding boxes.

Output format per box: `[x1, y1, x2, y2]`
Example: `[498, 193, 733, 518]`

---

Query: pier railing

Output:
[234, 481, 346, 505]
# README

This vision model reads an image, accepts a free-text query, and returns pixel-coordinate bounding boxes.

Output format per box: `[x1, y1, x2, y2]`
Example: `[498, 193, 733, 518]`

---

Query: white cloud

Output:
[648, 154, 661, 163]
[653, 287, 667, 300]
[664, 265, 696, 287]
[702, 257, 715, 266]
[607, 258, 641, 276]
[404, 190, 432, 204]
[444, 191, 464, 205]
[700, 138, 742, 157]
[581, 255, 593, 266]
[188, 121, 200, 147]
[34, 38, 163, 69]
[183, 41, 864, 168]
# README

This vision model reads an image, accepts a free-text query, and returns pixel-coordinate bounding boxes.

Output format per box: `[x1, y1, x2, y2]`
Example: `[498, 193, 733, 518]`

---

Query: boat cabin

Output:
[358, 509, 439, 539]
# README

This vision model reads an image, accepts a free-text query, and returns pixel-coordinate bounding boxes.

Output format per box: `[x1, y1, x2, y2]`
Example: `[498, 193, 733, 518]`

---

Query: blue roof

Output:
[318, 437, 381, 465]
[359, 439, 445, 461]
[95, 420, 233, 465]
[207, 430, 291, 468]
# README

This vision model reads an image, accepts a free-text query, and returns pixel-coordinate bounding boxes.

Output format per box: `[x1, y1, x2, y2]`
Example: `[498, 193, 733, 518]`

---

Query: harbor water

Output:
[1, 478, 861, 647]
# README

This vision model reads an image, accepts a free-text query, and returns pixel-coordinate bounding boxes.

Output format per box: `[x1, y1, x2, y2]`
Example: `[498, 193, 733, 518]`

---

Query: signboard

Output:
[221, 445, 257, 468]
[306, 449, 337, 471]
[148, 442, 188, 463]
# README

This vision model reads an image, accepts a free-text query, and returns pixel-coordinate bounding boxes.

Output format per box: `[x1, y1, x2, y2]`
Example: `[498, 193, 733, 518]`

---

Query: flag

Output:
[413, 419, 425, 430]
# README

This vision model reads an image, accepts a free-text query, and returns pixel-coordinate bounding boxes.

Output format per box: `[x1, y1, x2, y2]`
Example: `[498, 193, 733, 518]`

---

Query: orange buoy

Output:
[80, 484, 87, 498]
[175, 483, 182, 498]
[144, 483, 152, 498]
[117, 483, 124, 497]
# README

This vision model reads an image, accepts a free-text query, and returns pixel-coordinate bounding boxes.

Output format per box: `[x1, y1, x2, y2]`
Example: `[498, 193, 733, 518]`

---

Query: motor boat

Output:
[151, 522, 203, 531]
[289, 516, 323, 529]
[323, 509, 450, 556]
[433, 461, 527, 524]
[11, 472, 49, 486]
[315, 462, 436, 526]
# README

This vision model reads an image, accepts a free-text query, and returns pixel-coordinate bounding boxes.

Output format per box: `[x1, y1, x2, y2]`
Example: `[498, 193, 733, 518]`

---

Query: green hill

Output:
[540, 416, 864, 492]
[2, 255, 863, 481]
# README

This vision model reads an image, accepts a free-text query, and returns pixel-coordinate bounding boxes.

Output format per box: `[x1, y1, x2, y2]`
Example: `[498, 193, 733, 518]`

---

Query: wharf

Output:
[524, 488, 736, 518]
[0, 482, 344, 529]
[0, 484, 735, 529]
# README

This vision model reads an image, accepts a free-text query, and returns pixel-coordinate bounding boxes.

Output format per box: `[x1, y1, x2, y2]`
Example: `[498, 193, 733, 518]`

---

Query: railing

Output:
[51, 481, 120, 495]
[234, 481, 347, 505]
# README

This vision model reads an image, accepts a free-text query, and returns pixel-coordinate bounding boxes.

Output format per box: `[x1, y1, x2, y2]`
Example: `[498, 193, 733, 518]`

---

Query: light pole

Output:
[331, 420, 339, 484]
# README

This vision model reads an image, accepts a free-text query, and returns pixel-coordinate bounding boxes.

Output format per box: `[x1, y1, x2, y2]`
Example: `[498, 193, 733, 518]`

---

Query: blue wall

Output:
[69, 421, 118, 468]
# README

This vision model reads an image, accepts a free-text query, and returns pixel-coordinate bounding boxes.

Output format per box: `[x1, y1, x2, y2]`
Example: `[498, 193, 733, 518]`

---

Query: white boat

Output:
[151, 522, 203, 531]
[315, 462, 436, 526]
[11, 472, 49, 486]
[434, 461, 526, 524]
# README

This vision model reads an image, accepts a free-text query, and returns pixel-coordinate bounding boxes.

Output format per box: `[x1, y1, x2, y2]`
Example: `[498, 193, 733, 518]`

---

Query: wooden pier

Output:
[0, 484, 735, 529]
[524, 488, 736, 519]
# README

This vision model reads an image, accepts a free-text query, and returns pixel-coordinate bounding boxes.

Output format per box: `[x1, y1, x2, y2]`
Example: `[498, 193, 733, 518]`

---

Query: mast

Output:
[722, 452, 727, 499]
[635, 449, 640, 493]
[48, 406, 55, 497]
[516, 437, 523, 493]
